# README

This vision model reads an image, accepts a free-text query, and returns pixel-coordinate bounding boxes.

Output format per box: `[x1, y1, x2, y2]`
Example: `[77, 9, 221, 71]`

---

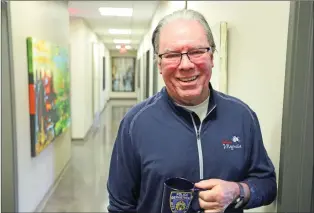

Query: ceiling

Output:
[68, 1, 160, 50]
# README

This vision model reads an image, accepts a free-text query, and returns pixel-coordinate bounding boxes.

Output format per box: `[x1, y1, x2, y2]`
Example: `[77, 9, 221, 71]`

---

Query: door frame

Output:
[277, 1, 313, 212]
[1, 1, 19, 212]
[145, 50, 150, 99]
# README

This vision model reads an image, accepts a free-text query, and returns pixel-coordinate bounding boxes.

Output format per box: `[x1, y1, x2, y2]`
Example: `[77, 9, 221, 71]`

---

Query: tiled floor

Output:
[42, 99, 137, 212]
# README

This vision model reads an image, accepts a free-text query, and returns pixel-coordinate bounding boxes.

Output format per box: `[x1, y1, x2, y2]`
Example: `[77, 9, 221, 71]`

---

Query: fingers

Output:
[204, 210, 224, 213]
[195, 179, 232, 213]
[195, 179, 221, 190]
[198, 188, 225, 213]
[204, 209, 224, 213]
[199, 190, 216, 202]
[199, 198, 220, 210]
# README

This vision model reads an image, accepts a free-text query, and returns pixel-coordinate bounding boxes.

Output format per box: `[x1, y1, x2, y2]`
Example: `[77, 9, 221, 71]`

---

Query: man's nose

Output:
[178, 54, 194, 70]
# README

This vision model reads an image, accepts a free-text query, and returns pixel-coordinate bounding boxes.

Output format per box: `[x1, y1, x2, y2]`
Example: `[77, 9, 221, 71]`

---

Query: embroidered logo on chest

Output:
[222, 136, 242, 150]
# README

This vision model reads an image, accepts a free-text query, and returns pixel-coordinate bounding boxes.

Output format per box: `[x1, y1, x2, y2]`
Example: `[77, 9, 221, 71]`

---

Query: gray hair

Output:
[151, 9, 216, 55]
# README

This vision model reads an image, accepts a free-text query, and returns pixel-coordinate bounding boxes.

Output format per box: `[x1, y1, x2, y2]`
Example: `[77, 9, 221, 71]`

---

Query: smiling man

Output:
[107, 9, 277, 213]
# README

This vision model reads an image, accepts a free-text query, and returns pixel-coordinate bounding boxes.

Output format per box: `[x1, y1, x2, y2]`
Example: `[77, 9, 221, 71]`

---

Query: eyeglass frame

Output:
[157, 47, 212, 65]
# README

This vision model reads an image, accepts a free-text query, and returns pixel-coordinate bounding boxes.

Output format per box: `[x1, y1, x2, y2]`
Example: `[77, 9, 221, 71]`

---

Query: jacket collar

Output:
[161, 82, 218, 125]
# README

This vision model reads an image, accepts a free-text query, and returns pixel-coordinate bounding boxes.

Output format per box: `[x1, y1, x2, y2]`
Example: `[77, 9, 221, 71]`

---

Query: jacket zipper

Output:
[190, 105, 216, 180]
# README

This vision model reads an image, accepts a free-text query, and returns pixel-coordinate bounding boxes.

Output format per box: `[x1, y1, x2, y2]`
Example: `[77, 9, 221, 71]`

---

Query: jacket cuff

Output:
[242, 179, 263, 209]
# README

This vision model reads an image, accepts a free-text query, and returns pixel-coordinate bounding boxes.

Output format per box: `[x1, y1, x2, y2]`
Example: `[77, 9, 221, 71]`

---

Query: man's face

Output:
[158, 19, 214, 106]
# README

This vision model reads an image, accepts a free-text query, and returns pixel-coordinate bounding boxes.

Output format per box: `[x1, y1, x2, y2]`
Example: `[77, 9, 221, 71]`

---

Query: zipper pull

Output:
[197, 131, 200, 139]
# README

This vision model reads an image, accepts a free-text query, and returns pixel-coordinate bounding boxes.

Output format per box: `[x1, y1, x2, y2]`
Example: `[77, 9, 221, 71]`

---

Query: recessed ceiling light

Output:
[109, 29, 131, 35]
[113, 39, 131, 44]
[99, 7, 133, 17]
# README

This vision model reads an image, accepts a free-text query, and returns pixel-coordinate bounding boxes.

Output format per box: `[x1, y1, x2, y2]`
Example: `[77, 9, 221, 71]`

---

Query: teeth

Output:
[179, 76, 197, 82]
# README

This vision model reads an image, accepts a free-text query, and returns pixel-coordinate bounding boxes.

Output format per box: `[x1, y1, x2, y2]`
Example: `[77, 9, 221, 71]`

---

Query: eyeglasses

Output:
[158, 47, 211, 65]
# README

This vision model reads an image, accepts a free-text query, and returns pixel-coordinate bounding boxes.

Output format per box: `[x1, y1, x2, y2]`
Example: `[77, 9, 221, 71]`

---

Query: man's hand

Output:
[194, 179, 240, 213]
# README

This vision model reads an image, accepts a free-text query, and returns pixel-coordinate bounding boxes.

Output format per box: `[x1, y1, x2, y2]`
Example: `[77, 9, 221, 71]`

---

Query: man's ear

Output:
[158, 62, 162, 74]
[156, 56, 162, 74]
[210, 53, 214, 68]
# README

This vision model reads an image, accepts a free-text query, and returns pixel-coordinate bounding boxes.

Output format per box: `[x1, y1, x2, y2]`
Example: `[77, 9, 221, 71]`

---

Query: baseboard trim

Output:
[109, 97, 137, 100]
[33, 158, 71, 212]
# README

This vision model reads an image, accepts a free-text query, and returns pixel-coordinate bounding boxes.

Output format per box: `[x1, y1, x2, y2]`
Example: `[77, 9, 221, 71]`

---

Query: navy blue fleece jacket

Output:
[107, 85, 277, 213]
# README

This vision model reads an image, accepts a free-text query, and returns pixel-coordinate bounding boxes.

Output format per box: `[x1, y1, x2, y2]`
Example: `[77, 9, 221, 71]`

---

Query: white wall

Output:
[187, 1, 290, 212]
[70, 18, 110, 139]
[137, 1, 186, 101]
[92, 42, 111, 116]
[8, 1, 71, 212]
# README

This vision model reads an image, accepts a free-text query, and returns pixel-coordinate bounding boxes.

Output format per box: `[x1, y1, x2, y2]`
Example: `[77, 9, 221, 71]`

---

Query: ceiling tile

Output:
[69, 1, 160, 50]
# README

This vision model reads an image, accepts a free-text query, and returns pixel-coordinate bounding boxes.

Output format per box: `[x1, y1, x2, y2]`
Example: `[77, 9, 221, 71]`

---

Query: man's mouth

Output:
[178, 75, 198, 82]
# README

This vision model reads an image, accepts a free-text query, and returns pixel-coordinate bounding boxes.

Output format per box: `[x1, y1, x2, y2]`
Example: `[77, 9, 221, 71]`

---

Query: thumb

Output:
[195, 179, 221, 190]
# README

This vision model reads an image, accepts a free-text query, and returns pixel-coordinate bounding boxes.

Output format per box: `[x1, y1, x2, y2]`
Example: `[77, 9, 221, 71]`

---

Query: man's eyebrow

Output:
[162, 46, 206, 53]
[163, 48, 175, 52]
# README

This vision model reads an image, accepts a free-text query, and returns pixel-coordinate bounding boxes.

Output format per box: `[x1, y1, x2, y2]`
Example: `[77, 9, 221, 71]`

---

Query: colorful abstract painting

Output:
[26, 37, 71, 157]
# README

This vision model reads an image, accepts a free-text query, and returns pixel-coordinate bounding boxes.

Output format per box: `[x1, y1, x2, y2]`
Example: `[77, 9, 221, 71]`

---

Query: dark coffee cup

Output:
[161, 177, 204, 213]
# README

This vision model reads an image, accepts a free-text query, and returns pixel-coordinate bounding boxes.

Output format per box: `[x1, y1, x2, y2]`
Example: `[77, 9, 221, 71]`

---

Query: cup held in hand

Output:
[161, 177, 204, 213]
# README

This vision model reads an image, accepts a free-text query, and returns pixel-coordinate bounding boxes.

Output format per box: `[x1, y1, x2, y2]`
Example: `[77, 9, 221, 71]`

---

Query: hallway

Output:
[41, 99, 137, 212]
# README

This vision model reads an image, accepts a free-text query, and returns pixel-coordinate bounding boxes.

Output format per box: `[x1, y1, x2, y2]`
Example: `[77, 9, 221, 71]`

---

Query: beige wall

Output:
[70, 18, 111, 139]
[8, 1, 71, 212]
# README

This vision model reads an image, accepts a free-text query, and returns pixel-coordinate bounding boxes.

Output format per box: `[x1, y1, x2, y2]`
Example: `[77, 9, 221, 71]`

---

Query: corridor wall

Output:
[8, 1, 71, 212]
[70, 18, 111, 139]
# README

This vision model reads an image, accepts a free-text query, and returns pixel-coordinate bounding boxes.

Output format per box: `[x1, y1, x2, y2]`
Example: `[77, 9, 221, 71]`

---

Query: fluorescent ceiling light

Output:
[99, 7, 133, 17]
[116, 45, 132, 49]
[113, 39, 131, 44]
[109, 29, 131, 35]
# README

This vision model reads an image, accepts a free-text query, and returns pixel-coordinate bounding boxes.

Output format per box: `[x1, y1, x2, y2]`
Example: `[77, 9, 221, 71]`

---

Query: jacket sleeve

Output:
[242, 111, 277, 209]
[107, 118, 141, 213]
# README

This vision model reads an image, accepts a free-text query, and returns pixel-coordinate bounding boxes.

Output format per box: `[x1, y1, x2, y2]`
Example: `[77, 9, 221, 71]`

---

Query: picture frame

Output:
[26, 37, 71, 157]
[111, 56, 136, 92]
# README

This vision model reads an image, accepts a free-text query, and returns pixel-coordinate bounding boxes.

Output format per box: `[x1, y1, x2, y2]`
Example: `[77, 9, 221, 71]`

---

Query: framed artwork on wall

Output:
[210, 21, 228, 94]
[219, 22, 228, 94]
[153, 59, 158, 94]
[142, 53, 146, 100]
[136, 59, 140, 89]
[111, 57, 135, 92]
[103, 56, 106, 90]
[145, 50, 150, 98]
[26, 37, 71, 157]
